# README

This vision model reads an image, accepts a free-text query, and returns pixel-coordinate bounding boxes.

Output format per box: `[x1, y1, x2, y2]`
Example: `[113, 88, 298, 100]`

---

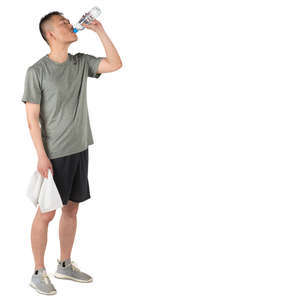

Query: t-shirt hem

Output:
[48, 143, 93, 160]
[21, 98, 41, 104]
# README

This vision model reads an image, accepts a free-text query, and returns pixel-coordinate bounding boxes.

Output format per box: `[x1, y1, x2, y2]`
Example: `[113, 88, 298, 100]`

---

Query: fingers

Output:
[82, 20, 97, 28]
[37, 157, 53, 179]
[38, 168, 52, 179]
[38, 170, 47, 179]
[50, 165, 54, 177]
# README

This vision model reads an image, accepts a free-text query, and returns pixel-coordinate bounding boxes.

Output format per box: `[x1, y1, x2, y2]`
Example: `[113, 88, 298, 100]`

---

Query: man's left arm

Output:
[83, 20, 122, 73]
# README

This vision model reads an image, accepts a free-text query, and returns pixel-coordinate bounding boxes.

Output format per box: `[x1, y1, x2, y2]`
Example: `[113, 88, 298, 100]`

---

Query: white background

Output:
[0, 0, 299, 299]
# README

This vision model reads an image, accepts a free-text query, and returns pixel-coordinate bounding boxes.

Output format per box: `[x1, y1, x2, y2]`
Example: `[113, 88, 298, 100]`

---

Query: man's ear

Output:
[45, 31, 55, 43]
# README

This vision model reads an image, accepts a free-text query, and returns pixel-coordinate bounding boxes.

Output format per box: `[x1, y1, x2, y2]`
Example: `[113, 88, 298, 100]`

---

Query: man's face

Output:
[48, 15, 78, 45]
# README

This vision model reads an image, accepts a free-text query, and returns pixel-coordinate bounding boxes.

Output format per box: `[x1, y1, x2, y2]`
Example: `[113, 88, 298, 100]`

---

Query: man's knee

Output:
[39, 210, 56, 223]
[62, 201, 79, 218]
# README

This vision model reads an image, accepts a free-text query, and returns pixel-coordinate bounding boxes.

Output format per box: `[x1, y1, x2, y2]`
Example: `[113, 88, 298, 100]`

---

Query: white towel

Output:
[26, 169, 64, 213]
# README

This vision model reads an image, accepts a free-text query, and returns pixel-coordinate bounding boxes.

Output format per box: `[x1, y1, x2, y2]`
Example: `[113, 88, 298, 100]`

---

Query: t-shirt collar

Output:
[45, 53, 70, 66]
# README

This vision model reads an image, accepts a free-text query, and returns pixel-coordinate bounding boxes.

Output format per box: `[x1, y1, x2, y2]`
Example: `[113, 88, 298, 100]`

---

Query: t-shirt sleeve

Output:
[21, 67, 42, 104]
[83, 53, 104, 78]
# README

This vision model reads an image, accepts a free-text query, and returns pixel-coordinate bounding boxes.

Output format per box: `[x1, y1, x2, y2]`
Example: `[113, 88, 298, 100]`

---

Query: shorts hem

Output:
[64, 195, 91, 205]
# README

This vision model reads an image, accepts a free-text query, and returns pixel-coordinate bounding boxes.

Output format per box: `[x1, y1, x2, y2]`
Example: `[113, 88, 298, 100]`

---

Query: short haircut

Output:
[39, 11, 63, 45]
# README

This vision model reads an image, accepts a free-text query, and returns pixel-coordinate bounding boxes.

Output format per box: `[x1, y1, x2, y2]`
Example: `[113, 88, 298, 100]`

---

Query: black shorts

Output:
[50, 148, 90, 205]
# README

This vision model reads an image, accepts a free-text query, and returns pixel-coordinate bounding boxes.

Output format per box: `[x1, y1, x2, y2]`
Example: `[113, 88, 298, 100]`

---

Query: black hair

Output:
[39, 11, 63, 45]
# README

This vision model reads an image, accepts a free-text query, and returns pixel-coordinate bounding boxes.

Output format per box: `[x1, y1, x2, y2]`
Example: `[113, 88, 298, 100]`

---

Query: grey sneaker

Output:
[29, 267, 57, 295]
[54, 258, 93, 283]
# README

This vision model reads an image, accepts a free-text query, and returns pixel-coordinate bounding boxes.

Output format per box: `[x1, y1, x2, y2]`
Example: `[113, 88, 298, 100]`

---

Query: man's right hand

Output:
[37, 155, 54, 178]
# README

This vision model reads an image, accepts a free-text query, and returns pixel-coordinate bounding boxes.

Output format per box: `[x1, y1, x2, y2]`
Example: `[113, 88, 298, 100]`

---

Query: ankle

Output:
[34, 266, 46, 273]
[59, 257, 71, 263]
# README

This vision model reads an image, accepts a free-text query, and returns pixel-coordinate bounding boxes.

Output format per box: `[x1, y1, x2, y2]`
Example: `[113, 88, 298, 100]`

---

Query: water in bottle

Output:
[73, 6, 102, 33]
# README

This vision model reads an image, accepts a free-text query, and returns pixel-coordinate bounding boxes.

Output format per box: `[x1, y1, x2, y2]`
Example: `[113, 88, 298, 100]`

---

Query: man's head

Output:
[39, 11, 78, 46]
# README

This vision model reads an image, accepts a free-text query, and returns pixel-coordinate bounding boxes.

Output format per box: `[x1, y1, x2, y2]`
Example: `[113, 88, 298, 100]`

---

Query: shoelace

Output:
[41, 271, 50, 285]
[70, 261, 81, 273]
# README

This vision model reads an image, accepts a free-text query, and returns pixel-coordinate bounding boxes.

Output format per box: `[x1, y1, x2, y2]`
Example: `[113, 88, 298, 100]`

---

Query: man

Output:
[21, 11, 122, 295]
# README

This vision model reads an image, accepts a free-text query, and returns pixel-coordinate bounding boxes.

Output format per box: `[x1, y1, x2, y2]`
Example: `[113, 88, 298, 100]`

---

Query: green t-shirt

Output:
[21, 52, 103, 159]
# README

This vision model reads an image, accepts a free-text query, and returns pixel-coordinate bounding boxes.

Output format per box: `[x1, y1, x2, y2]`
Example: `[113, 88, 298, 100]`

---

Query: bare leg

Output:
[59, 201, 79, 262]
[31, 207, 56, 270]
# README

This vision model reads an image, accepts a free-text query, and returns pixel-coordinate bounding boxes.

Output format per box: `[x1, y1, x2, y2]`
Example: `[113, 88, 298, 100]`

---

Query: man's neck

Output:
[48, 45, 70, 63]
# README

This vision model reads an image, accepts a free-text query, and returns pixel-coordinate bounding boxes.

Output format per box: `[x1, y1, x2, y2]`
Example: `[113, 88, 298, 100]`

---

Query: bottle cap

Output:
[73, 28, 78, 33]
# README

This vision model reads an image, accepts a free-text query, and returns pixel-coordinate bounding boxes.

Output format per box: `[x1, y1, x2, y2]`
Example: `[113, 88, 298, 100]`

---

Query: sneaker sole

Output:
[29, 282, 57, 295]
[54, 272, 93, 283]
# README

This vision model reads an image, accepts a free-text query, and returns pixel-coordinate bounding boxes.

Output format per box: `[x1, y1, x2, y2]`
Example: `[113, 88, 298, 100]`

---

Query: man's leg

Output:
[31, 207, 56, 270]
[59, 200, 79, 262]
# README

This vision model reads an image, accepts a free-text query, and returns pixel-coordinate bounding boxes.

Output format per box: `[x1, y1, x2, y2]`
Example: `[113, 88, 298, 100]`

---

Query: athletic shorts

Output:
[50, 148, 90, 205]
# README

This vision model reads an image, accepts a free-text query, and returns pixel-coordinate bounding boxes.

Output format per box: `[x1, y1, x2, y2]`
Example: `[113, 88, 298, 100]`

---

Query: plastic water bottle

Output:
[73, 6, 102, 33]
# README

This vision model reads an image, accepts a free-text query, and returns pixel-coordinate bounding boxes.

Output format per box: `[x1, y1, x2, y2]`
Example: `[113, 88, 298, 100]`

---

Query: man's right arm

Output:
[25, 102, 53, 178]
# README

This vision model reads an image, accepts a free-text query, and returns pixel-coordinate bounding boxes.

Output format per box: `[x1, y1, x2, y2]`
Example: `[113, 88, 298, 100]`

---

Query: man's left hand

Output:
[82, 19, 103, 32]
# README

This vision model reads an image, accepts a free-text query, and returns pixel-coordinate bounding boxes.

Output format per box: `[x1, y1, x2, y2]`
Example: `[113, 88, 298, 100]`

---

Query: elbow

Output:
[115, 58, 123, 70]
[113, 62, 122, 71]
